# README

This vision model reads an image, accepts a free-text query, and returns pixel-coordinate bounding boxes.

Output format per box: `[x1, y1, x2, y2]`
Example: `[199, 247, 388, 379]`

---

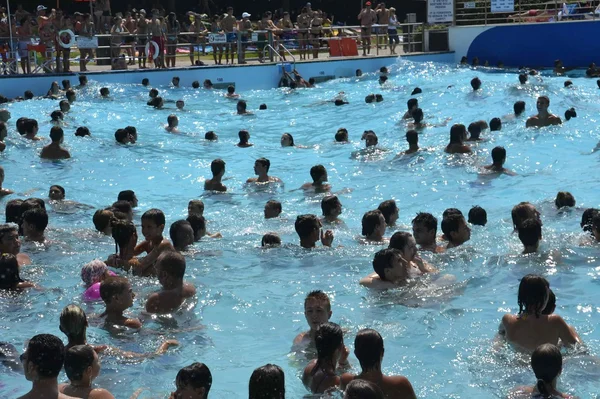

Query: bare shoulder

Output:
[340, 373, 356, 389]
[125, 318, 143, 329]
[293, 331, 307, 346]
[89, 388, 116, 399]
[183, 282, 197, 297]
[145, 293, 160, 313]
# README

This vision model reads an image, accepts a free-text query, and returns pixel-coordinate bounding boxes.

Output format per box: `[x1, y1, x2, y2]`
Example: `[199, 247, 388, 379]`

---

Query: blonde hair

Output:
[59, 304, 88, 341]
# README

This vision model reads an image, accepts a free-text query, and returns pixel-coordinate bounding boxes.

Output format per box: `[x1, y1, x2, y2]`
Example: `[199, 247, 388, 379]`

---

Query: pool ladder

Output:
[264, 44, 296, 71]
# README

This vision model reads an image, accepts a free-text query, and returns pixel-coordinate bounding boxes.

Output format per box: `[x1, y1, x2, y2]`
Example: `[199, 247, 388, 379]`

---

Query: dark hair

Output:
[555, 192, 575, 208]
[411, 108, 423, 123]
[354, 329, 384, 371]
[100, 276, 130, 304]
[281, 133, 295, 146]
[211, 159, 226, 176]
[470, 77, 481, 90]
[75, 127, 90, 137]
[23, 118, 38, 135]
[176, 363, 212, 396]
[412, 212, 437, 234]
[511, 202, 538, 230]
[256, 158, 271, 172]
[64, 345, 95, 382]
[20, 198, 45, 215]
[518, 274, 549, 318]
[249, 364, 285, 399]
[491, 146, 506, 165]
[149, 88, 159, 97]
[321, 196, 340, 217]
[187, 214, 206, 239]
[518, 73, 528, 84]
[237, 100, 247, 111]
[93, 209, 113, 233]
[365, 94, 375, 104]
[188, 200, 205, 215]
[170, 220, 193, 248]
[227, 85, 235, 94]
[66, 89, 76, 101]
[59, 100, 70, 111]
[24, 90, 34, 100]
[203, 79, 213, 87]
[514, 101, 526, 116]
[489, 118, 502, 131]
[411, 87, 422, 95]
[443, 208, 462, 219]
[564, 108, 577, 121]
[79, 75, 88, 84]
[205, 131, 218, 141]
[335, 128, 348, 142]
[406, 130, 418, 145]
[377, 200, 398, 225]
[305, 290, 331, 310]
[117, 190, 136, 204]
[389, 231, 412, 252]
[261, 232, 282, 247]
[0, 254, 23, 289]
[142, 208, 165, 226]
[295, 214, 320, 239]
[564, 80, 573, 88]
[22, 208, 48, 232]
[407, 98, 418, 110]
[362, 210, 383, 236]
[115, 129, 129, 143]
[373, 248, 400, 280]
[468, 206, 487, 226]
[344, 379, 385, 399]
[167, 114, 178, 126]
[25, 334, 65, 378]
[157, 251, 186, 279]
[449, 124, 466, 144]
[111, 200, 132, 216]
[468, 122, 481, 139]
[265, 199, 282, 213]
[375, 94, 384, 102]
[100, 87, 109, 96]
[237, 130, 250, 143]
[531, 344, 562, 399]
[542, 289, 556, 315]
[313, 322, 343, 373]
[441, 214, 464, 237]
[259, 104, 267, 110]
[310, 165, 327, 182]
[49, 126, 64, 142]
[16, 117, 28, 135]
[6, 199, 24, 224]
[581, 208, 599, 233]
[111, 219, 136, 250]
[518, 218, 542, 248]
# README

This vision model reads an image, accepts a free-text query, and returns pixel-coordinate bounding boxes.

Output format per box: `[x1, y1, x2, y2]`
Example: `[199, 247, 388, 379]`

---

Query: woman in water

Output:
[0, 254, 34, 290]
[60, 345, 115, 399]
[105, 219, 140, 273]
[302, 322, 349, 394]
[249, 364, 285, 399]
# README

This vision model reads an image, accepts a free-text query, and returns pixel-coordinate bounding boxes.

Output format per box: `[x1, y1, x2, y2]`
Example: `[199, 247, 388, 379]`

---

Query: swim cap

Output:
[81, 260, 108, 287]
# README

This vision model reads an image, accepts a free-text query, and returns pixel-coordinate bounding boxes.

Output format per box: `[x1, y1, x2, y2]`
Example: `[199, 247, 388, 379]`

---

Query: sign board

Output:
[464, 2, 476, 9]
[208, 33, 226, 44]
[491, 0, 514, 12]
[251, 32, 259, 42]
[76, 36, 99, 49]
[428, 0, 454, 23]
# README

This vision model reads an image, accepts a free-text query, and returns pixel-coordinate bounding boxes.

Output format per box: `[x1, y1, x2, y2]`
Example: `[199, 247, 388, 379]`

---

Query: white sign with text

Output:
[428, 0, 454, 23]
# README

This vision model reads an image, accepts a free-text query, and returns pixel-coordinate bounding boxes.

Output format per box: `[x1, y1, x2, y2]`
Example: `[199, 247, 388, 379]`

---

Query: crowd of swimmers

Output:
[0, 59, 597, 398]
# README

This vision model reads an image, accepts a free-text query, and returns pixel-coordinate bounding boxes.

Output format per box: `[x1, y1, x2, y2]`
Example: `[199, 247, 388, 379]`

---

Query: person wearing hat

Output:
[239, 12, 253, 64]
[358, 1, 377, 56]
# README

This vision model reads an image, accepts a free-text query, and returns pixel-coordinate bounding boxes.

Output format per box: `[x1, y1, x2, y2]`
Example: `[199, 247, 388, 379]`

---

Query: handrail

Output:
[263, 43, 296, 70]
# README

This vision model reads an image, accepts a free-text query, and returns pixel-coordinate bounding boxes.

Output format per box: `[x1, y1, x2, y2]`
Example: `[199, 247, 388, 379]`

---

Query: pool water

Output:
[1, 60, 600, 398]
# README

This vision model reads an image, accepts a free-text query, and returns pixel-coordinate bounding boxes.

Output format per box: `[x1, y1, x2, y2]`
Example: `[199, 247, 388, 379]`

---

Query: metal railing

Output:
[455, 0, 600, 25]
[263, 44, 296, 71]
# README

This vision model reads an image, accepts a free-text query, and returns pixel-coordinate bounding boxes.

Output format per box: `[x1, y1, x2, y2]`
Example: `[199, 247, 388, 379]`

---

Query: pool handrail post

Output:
[237, 33, 242, 64]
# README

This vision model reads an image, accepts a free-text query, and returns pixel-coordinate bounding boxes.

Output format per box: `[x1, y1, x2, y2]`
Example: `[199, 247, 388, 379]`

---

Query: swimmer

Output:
[259, 104, 267, 110]
[518, 218, 542, 254]
[0, 121, 6, 152]
[389, 231, 437, 273]
[66, 89, 76, 103]
[59, 100, 71, 113]
[170, 363, 213, 399]
[361, 131, 378, 148]
[555, 191, 575, 209]
[99, 276, 142, 329]
[580, 208, 598, 236]
[134, 209, 168, 256]
[247, 158, 282, 184]
[114, 129, 135, 145]
[302, 322, 349, 394]
[471, 77, 481, 91]
[378, 200, 399, 227]
[403, 98, 418, 119]
[166, 114, 179, 133]
[0, 108, 10, 123]
[445, 124, 471, 154]
[344, 380, 385, 399]
[203, 79, 213, 89]
[518, 73, 528, 84]
[281, 133, 298, 147]
[176, 100, 185, 110]
[117, 190, 138, 208]
[192, 81, 200, 89]
[0, 166, 14, 196]
[293, 290, 333, 349]
[41, 127, 71, 160]
[169, 220, 195, 251]
[295, 214, 334, 248]
[441, 213, 471, 249]
[0, 224, 31, 266]
[340, 329, 417, 399]
[483, 146, 516, 175]
[172, 76, 180, 88]
[204, 159, 227, 192]
[261, 233, 282, 247]
[187, 214, 222, 241]
[59, 345, 115, 399]
[51, 110, 65, 124]
[356, 69, 363, 77]
[466, 122, 484, 142]
[21, 208, 48, 243]
[76, 75, 88, 89]
[16, 334, 75, 399]
[249, 365, 285, 398]
[237, 100, 252, 115]
[225, 85, 240, 99]
[105, 220, 140, 273]
[93, 209, 113, 236]
[489, 117, 502, 131]
[526, 96, 562, 127]
[75, 127, 91, 137]
[0, 254, 35, 289]
[141, 78, 150, 87]
[321, 195, 343, 224]
[205, 131, 218, 141]
[47, 81, 62, 98]
[498, 274, 580, 351]
[125, 126, 138, 142]
[564, 107, 576, 121]
[301, 165, 331, 193]
[24, 91, 35, 100]
[335, 128, 349, 143]
[397, 130, 419, 156]
[100, 87, 110, 98]
[149, 88, 159, 98]
[111, 201, 133, 221]
[378, 75, 388, 85]
[188, 200, 204, 217]
[361, 210, 387, 243]
[237, 130, 254, 147]
[412, 212, 444, 253]
[407, 108, 427, 130]
[264, 200, 282, 219]
[467, 206, 487, 226]
[365, 94, 376, 104]
[553, 59, 574, 75]
[360, 248, 419, 289]
[145, 251, 196, 314]
[22, 118, 42, 140]
[411, 87, 422, 95]
[512, 202, 542, 231]
[148, 96, 165, 109]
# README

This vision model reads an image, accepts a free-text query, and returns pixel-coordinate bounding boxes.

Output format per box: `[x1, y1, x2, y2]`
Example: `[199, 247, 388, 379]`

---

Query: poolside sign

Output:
[428, 0, 454, 23]
[491, 0, 514, 12]
[208, 33, 227, 44]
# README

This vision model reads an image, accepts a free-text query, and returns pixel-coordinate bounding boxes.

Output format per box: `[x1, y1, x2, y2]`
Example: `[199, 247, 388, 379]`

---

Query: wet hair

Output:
[555, 191, 575, 208]
[157, 251, 186, 279]
[411, 108, 424, 123]
[22, 208, 48, 233]
[203, 79, 213, 88]
[379, 66, 388, 74]
[305, 290, 331, 310]
[59, 100, 70, 112]
[468, 206, 487, 226]
[24, 334, 65, 378]
[79, 75, 88, 85]
[295, 214, 320, 239]
[64, 345, 95, 382]
[511, 202, 538, 230]
[187, 214, 206, 239]
[412, 212, 437, 234]
[112, 200, 133, 216]
[6, 199, 24, 224]
[335, 128, 348, 142]
[117, 190, 136, 205]
[20, 198, 46, 215]
[249, 364, 285, 399]
[564, 107, 577, 121]
[564, 80, 573, 88]
[188, 200, 205, 216]
[356, 69, 362, 76]
[378, 75, 387, 85]
[375, 94, 384, 102]
[211, 159, 225, 176]
[49, 126, 64, 142]
[441, 214, 465, 237]
[491, 146, 506, 164]
[66, 89, 76, 101]
[411, 87, 422, 95]
[344, 379, 385, 399]
[406, 130, 418, 145]
[142, 208, 165, 227]
[538, 95, 550, 105]
[16, 117, 28, 135]
[176, 363, 212, 396]
[100, 276, 130, 304]
[373, 248, 401, 279]
[149, 88, 159, 97]
[170, 220, 193, 248]
[62, 79, 71, 90]
[93, 209, 113, 233]
[531, 344, 562, 398]
[227, 85, 235, 94]
[362, 210, 383, 236]
[167, 114, 178, 126]
[259, 104, 267, 110]
[75, 127, 90, 137]
[470, 77, 481, 90]
[468, 122, 481, 139]
[514, 101, 526, 116]
[114, 129, 129, 143]
[111, 219, 136, 251]
[378, 200, 398, 225]
[518, 74, 528, 84]
[310, 165, 327, 182]
[238, 130, 250, 143]
[172, 76, 180, 84]
[365, 94, 376, 103]
[0, 254, 24, 289]
[321, 195, 340, 217]
[281, 133, 295, 146]
[519, 218, 542, 248]
[363, 132, 378, 146]
[50, 110, 63, 122]
[148, 97, 164, 108]
[265, 199, 282, 213]
[389, 231, 412, 252]
[489, 118, 502, 131]
[59, 304, 87, 341]
[24, 90, 34, 100]
[261, 232, 282, 247]
[354, 329, 384, 371]
[23, 118, 39, 135]
[449, 124, 467, 144]
[581, 208, 598, 233]
[237, 100, 247, 112]
[205, 131, 218, 141]
[518, 274, 549, 318]
[100, 87, 109, 97]
[407, 98, 418, 110]
[334, 99, 348, 106]
[542, 289, 556, 315]
[593, 214, 600, 235]
[313, 322, 343, 372]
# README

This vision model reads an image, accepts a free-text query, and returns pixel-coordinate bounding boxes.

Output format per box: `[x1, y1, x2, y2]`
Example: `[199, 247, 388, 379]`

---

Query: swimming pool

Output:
[1, 59, 600, 398]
